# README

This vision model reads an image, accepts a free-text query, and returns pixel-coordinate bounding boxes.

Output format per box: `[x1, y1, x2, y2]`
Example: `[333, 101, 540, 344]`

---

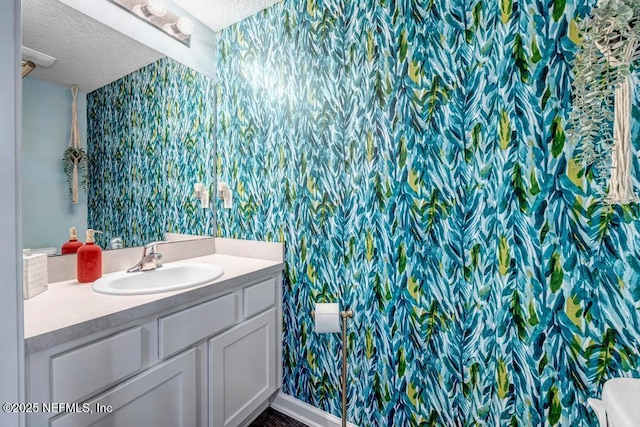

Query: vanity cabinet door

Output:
[209, 308, 277, 427]
[50, 349, 196, 427]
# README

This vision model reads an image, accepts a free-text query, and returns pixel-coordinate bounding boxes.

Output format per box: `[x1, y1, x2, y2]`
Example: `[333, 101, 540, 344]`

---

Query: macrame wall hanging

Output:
[607, 46, 637, 203]
[63, 85, 88, 204]
[569, 0, 640, 204]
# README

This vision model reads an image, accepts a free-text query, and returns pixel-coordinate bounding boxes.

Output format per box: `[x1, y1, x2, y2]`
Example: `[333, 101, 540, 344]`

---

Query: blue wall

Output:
[216, 1, 640, 425]
[22, 77, 87, 251]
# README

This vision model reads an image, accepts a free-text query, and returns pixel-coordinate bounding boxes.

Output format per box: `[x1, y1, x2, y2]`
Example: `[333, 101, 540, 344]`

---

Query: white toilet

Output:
[588, 378, 640, 427]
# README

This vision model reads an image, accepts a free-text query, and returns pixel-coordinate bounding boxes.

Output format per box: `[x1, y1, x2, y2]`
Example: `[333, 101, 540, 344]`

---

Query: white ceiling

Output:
[22, 0, 280, 93]
[172, 0, 279, 31]
[22, 0, 163, 93]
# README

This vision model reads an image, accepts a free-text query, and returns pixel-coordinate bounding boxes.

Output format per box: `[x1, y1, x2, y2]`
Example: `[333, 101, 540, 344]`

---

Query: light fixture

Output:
[132, 0, 167, 18]
[108, 0, 193, 46]
[193, 183, 210, 209]
[217, 181, 233, 209]
[21, 46, 57, 79]
[22, 61, 36, 78]
[22, 46, 57, 68]
[163, 16, 194, 38]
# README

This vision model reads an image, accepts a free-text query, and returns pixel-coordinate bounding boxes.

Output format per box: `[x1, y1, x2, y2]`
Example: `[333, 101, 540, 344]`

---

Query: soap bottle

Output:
[61, 227, 83, 255]
[77, 229, 102, 283]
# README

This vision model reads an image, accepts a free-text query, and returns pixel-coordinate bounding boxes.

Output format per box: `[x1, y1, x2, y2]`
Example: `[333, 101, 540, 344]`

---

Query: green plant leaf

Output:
[530, 170, 541, 196]
[499, 110, 511, 150]
[548, 386, 562, 425]
[551, 116, 565, 158]
[552, 0, 566, 22]
[531, 37, 542, 64]
[398, 347, 406, 377]
[513, 34, 530, 82]
[549, 252, 564, 292]
[512, 162, 529, 212]
[497, 359, 509, 399]
[398, 243, 407, 274]
[499, 235, 510, 276]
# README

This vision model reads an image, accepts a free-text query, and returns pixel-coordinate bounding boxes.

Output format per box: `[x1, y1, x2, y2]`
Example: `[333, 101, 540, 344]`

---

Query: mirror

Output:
[21, 0, 215, 254]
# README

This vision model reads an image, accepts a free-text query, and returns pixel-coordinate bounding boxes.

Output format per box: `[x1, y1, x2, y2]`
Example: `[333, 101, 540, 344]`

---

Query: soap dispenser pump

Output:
[61, 227, 83, 255]
[77, 229, 102, 283]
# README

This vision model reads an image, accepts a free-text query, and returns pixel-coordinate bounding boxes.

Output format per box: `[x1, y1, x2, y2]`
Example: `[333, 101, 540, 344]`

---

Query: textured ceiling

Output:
[172, 0, 279, 31]
[22, 0, 163, 93]
[22, 0, 279, 93]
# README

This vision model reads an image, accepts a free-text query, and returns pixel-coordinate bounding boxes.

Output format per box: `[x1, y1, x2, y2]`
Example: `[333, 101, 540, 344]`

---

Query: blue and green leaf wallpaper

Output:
[217, 0, 640, 425]
[87, 57, 215, 247]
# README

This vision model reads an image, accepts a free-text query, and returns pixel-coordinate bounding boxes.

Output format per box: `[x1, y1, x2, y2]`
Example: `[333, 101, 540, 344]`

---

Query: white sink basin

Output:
[92, 263, 224, 295]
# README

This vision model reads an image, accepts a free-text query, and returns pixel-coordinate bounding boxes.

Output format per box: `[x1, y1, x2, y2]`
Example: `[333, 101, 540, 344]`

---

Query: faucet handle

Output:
[143, 240, 166, 255]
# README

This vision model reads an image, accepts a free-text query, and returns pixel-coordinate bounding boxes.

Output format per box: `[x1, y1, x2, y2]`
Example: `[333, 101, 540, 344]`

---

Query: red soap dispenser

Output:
[61, 227, 83, 255]
[77, 229, 102, 283]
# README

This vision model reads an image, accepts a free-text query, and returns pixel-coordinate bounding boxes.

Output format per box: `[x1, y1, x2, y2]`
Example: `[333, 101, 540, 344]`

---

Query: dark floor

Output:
[249, 407, 309, 427]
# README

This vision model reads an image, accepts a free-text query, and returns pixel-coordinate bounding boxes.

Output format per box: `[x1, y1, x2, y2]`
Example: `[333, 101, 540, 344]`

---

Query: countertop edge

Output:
[25, 262, 284, 355]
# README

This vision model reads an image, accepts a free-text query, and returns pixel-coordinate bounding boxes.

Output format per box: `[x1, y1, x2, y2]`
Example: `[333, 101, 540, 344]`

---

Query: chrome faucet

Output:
[110, 237, 124, 250]
[127, 241, 165, 273]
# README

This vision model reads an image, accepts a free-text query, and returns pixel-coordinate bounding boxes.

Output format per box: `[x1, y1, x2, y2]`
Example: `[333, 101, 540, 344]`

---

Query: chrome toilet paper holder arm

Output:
[310, 309, 353, 320]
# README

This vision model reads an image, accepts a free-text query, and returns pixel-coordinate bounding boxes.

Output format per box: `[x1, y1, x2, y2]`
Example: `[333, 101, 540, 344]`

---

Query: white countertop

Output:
[24, 253, 283, 354]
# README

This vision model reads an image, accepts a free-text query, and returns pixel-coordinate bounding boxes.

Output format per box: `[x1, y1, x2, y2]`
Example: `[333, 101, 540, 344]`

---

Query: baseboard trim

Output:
[270, 392, 358, 427]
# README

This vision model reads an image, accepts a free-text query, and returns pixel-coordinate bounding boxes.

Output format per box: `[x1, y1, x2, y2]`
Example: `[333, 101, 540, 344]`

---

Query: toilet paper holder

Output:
[310, 308, 353, 320]
[311, 308, 353, 427]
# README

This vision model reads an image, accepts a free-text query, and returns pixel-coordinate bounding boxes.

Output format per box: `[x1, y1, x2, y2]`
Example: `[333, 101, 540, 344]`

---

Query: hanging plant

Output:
[63, 146, 88, 196]
[568, 0, 640, 203]
[64, 85, 88, 204]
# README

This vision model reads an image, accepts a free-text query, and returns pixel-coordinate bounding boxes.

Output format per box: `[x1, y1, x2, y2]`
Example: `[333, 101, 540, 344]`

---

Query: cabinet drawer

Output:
[243, 278, 276, 318]
[158, 293, 236, 359]
[51, 349, 196, 427]
[51, 327, 142, 403]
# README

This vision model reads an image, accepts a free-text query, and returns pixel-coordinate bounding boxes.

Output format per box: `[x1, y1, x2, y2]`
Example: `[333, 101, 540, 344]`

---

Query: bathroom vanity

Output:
[23, 240, 284, 427]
